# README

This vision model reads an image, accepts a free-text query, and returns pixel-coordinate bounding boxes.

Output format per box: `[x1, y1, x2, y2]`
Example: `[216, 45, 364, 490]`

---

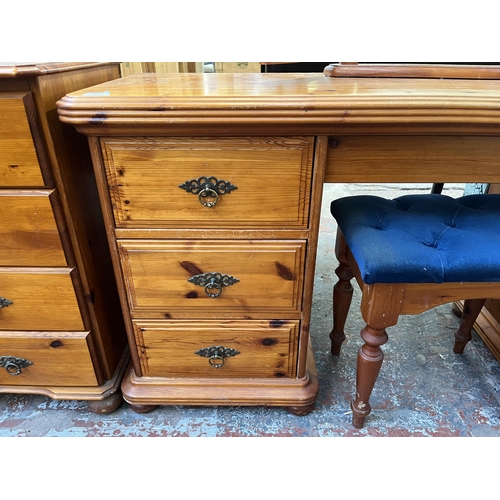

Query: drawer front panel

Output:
[0, 190, 66, 266]
[0, 268, 84, 331]
[119, 240, 306, 316]
[133, 320, 299, 378]
[0, 92, 46, 187]
[0, 331, 98, 386]
[101, 136, 314, 228]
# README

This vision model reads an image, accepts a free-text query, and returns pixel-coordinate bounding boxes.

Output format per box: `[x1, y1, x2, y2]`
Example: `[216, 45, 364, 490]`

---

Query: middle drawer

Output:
[118, 239, 306, 319]
[0, 268, 84, 331]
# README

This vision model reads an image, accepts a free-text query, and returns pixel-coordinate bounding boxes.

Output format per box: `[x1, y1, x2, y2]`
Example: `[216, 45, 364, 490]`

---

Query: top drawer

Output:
[100, 136, 314, 229]
[0, 92, 47, 187]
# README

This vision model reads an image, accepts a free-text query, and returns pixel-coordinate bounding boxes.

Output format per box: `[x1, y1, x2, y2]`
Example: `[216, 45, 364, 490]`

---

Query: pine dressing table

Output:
[57, 72, 500, 414]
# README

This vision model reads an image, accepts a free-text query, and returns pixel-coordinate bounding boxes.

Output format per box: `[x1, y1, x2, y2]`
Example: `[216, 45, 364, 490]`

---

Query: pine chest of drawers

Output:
[0, 63, 128, 412]
[57, 74, 326, 414]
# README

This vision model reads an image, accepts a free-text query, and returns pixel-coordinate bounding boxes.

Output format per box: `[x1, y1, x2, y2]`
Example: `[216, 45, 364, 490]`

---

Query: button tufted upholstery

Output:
[330, 194, 500, 285]
[328, 193, 500, 429]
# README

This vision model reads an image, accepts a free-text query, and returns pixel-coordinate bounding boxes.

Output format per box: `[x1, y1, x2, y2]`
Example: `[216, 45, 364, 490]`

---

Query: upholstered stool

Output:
[329, 193, 500, 428]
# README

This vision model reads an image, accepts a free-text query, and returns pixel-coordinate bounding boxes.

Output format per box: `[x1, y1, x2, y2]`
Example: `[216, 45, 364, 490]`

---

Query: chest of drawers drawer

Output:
[0, 268, 84, 331]
[0, 331, 97, 386]
[118, 239, 306, 318]
[0, 190, 66, 266]
[132, 320, 299, 378]
[101, 136, 314, 228]
[0, 92, 48, 187]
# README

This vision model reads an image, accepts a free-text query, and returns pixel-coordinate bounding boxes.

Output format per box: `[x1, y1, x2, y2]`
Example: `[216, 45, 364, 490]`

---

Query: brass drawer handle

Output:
[194, 346, 240, 368]
[179, 176, 238, 208]
[0, 356, 33, 376]
[0, 297, 12, 308]
[188, 272, 239, 298]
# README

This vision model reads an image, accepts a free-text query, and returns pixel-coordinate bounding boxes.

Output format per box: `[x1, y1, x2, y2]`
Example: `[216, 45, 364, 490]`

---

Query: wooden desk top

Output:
[57, 73, 500, 135]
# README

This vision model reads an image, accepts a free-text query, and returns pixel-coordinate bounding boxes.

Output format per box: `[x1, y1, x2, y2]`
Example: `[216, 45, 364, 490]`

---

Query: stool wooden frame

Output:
[330, 229, 500, 429]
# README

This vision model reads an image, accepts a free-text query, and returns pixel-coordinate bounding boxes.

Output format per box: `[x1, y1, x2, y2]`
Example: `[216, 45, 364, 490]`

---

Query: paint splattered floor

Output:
[1, 184, 499, 437]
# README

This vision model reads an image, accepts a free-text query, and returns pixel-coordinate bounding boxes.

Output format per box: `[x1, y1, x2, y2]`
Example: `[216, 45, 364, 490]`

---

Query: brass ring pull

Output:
[188, 272, 239, 298]
[204, 276, 223, 297]
[179, 176, 237, 208]
[198, 187, 219, 208]
[0, 356, 33, 376]
[208, 356, 225, 368]
[5, 361, 22, 376]
[194, 346, 240, 369]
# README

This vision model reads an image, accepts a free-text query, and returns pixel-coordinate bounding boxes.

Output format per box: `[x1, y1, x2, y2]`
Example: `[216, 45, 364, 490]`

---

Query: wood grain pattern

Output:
[296, 135, 329, 377]
[325, 135, 500, 183]
[28, 63, 127, 379]
[121, 337, 318, 407]
[0, 331, 97, 386]
[118, 239, 306, 317]
[399, 282, 500, 315]
[324, 63, 500, 79]
[0, 63, 128, 407]
[0, 190, 66, 266]
[133, 320, 299, 378]
[0, 92, 46, 186]
[0, 62, 119, 78]
[0, 268, 84, 331]
[101, 136, 314, 228]
[57, 73, 500, 136]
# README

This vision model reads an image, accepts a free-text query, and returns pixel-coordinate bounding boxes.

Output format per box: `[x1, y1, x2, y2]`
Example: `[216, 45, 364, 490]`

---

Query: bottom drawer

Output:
[0, 331, 98, 386]
[133, 320, 300, 378]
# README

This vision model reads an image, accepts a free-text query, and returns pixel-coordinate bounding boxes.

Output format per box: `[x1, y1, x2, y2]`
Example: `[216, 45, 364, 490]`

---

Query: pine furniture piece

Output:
[57, 71, 500, 414]
[0, 62, 128, 413]
[329, 193, 500, 428]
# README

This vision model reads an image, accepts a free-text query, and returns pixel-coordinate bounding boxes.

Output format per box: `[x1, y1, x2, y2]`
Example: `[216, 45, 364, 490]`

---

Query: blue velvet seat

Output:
[331, 193, 500, 285]
[328, 193, 500, 429]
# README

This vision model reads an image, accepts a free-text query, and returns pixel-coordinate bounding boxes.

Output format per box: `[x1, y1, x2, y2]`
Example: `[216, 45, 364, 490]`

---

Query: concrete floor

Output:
[1, 183, 499, 437]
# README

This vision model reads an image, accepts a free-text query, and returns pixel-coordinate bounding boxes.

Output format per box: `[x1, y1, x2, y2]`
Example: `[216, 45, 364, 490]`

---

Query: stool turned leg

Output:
[330, 241, 354, 355]
[351, 324, 388, 428]
[453, 298, 486, 354]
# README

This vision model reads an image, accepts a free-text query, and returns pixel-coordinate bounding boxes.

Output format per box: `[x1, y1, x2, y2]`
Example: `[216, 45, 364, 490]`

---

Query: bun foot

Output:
[87, 391, 123, 414]
[285, 403, 315, 416]
[129, 403, 157, 414]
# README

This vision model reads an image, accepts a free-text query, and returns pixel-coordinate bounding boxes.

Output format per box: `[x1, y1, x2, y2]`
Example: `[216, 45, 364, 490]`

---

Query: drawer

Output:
[0, 268, 84, 331]
[0, 92, 47, 187]
[119, 240, 306, 317]
[133, 320, 299, 378]
[101, 136, 314, 228]
[324, 135, 500, 183]
[0, 190, 66, 266]
[0, 331, 98, 386]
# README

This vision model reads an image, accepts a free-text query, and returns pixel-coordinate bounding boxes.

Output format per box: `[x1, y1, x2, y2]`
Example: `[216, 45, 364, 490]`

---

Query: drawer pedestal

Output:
[55, 120, 324, 414]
